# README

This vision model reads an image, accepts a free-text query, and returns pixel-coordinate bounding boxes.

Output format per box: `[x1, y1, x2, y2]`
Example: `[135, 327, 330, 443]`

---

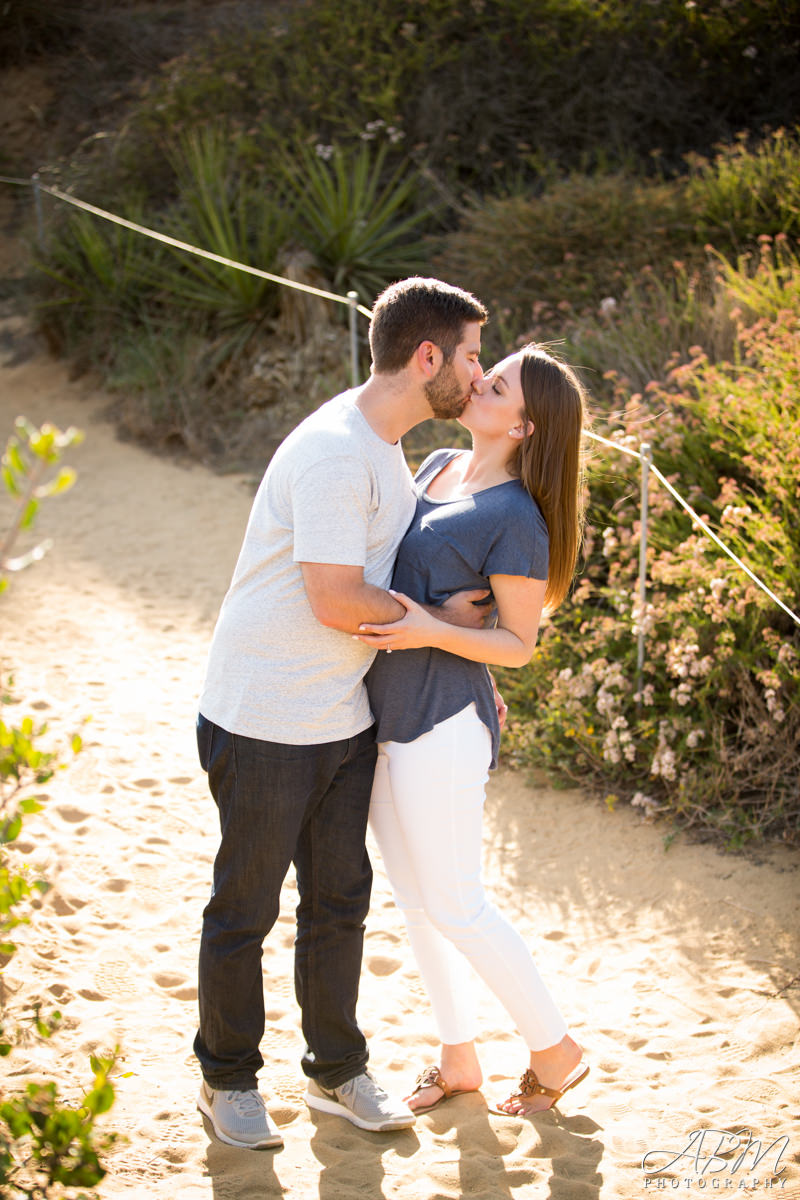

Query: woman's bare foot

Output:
[495, 1034, 586, 1115]
[405, 1041, 483, 1112]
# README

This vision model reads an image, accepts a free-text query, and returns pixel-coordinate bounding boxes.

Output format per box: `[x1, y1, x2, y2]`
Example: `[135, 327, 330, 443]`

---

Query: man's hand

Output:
[490, 672, 508, 731]
[434, 588, 493, 629]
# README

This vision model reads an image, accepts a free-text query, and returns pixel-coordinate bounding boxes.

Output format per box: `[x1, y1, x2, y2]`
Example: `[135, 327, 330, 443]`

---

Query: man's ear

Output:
[415, 339, 443, 379]
[508, 419, 535, 440]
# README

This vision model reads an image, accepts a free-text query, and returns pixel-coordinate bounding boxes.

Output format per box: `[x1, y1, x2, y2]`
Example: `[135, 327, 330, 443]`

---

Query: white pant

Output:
[369, 704, 568, 1050]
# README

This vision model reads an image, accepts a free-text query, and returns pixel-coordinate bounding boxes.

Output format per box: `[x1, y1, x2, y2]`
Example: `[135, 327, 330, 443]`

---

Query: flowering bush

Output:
[497, 240, 800, 846]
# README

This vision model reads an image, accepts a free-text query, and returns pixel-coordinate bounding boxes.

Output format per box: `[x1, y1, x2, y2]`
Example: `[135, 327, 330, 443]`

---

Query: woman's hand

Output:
[354, 591, 439, 651]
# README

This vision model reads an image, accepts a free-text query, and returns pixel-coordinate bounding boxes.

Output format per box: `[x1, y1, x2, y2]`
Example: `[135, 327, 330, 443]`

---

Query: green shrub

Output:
[498, 243, 800, 846]
[1, 419, 83, 590]
[0, 0, 84, 66]
[1, 420, 118, 1198]
[104, 322, 217, 450]
[562, 259, 739, 401]
[114, 0, 800, 204]
[688, 127, 800, 255]
[35, 205, 159, 367]
[156, 126, 290, 343]
[435, 170, 697, 355]
[281, 141, 432, 307]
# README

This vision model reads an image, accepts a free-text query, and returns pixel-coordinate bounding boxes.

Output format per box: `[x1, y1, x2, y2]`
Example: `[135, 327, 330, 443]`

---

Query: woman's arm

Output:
[354, 573, 546, 668]
[301, 562, 492, 634]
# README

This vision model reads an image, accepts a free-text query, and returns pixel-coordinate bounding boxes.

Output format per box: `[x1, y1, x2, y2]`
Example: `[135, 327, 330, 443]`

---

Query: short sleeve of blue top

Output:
[365, 448, 549, 769]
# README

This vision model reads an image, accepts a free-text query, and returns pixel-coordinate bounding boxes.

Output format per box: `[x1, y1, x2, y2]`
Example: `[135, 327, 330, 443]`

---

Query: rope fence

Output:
[3, 173, 799, 650]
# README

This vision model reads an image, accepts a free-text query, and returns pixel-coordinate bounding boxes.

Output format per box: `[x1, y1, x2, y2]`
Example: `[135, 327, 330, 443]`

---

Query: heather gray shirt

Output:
[366, 449, 549, 768]
[199, 390, 416, 743]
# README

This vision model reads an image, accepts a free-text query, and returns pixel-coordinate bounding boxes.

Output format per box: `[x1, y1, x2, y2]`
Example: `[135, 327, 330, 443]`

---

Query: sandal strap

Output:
[517, 1068, 561, 1101]
[412, 1065, 453, 1099]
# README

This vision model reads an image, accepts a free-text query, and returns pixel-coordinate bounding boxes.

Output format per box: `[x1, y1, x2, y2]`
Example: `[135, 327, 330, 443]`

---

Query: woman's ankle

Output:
[529, 1034, 582, 1083]
[440, 1041, 483, 1090]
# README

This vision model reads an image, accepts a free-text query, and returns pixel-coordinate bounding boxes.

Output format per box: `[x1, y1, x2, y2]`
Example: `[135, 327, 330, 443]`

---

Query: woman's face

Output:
[458, 351, 527, 438]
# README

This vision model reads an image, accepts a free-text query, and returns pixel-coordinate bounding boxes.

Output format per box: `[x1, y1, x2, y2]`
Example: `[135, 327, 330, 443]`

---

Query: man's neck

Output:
[354, 373, 431, 444]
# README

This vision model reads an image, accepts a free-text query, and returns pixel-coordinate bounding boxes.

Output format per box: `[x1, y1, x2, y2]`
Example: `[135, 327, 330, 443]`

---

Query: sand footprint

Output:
[153, 970, 197, 1002]
[103, 877, 131, 893]
[54, 805, 91, 823]
[91, 958, 140, 999]
[366, 954, 403, 977]
[50, 891, 88, 916]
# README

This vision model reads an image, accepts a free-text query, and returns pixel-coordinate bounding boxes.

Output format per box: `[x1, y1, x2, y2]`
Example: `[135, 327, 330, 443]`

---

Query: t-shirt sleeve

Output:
[483, 500, 549, 581]
[291, 455, 371, 566]
[413, 448, 455, 486]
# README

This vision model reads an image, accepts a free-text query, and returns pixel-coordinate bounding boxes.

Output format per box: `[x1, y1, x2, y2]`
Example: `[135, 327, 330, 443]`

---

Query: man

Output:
[195, 276, 488, 1149]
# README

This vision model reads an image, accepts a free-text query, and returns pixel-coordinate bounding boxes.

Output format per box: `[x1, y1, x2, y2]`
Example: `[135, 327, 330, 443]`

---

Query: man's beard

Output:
[424, 360, 467, 419]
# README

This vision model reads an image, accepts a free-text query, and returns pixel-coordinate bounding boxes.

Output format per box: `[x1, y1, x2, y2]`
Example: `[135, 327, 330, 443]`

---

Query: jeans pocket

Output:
[197, 712, 215, 772]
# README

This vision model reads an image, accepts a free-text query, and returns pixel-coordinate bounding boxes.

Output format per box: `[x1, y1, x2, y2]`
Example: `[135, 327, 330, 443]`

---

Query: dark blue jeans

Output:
[194, 714, 377, 1091]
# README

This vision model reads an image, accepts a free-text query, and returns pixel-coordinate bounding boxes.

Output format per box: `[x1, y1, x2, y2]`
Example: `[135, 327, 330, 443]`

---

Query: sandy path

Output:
[1, 322, 798, 1199]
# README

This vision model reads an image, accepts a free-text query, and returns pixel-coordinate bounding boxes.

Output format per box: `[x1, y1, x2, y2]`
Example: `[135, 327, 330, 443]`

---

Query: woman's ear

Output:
[508, 419, 535, 440]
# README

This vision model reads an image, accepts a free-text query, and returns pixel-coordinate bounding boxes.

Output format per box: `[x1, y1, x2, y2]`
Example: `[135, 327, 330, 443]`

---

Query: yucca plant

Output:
[155, 125, 291, 356]
[282, 141, 433, 306]
[35, 205, 158, 359]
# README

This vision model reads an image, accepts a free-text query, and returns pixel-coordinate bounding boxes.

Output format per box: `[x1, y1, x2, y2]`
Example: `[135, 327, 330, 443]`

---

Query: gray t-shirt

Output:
[199, 390, 416, 744]
[365, 448, 549, 768]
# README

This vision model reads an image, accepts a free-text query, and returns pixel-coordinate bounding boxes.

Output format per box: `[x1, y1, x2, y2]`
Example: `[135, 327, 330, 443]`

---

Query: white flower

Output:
[600, 296, 617, 316]
[777, 644, 797, 667]
[632, 791, 659, 819]
[602, 730, 621, 764]
[602, 527, 618, 557]
[651, 745, 677, 780]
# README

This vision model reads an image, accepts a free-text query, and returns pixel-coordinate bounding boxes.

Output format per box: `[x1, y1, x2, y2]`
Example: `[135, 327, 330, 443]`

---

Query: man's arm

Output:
[301, 563, 405, 632]
[300, 563, 491, 635]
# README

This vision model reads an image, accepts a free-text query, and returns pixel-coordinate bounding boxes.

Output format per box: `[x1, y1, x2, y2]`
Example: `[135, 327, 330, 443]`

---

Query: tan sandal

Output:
[491, 1062, 589, 1115]
[408, 1065, 480, 1114]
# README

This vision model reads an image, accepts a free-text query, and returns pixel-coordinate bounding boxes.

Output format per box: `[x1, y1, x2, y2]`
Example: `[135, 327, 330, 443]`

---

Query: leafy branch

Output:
[1, 419, 83, 589]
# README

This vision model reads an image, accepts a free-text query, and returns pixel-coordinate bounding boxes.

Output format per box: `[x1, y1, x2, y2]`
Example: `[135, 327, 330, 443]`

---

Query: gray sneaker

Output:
[305, 1071, 415, 1132]
[197, 1081, 283, 1149]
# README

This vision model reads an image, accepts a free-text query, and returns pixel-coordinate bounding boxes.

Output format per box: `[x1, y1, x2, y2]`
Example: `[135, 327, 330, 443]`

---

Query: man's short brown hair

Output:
[368, 277, 488, 374]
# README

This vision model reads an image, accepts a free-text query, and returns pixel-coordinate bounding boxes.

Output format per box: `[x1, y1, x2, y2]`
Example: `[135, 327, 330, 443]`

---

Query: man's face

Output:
[424, 321, 483, 419]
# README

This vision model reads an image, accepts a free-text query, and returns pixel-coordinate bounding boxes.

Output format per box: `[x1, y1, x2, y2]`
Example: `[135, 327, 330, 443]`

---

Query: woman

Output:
[356, 344, 589, 1117]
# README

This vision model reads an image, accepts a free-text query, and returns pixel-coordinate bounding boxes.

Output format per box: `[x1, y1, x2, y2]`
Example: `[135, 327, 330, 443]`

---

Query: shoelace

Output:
[225, 1090, 265, 1117]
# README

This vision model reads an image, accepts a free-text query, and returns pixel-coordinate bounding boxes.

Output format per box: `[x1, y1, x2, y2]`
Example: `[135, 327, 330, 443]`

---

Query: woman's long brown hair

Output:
[510, 345, 587, 613]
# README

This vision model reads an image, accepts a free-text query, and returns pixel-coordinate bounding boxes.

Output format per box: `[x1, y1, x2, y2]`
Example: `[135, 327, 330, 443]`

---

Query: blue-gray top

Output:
[365, 448, 549, 768]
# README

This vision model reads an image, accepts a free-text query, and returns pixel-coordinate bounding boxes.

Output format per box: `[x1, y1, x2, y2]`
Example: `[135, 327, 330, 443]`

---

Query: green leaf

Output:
[5, 440, 26, 475]
[1, 815, 22, 844]
[20, 498, 39, 530]
[36, 466, 77, 498]
[19, 796, 45, 814]
[2, 464, 20, 496]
